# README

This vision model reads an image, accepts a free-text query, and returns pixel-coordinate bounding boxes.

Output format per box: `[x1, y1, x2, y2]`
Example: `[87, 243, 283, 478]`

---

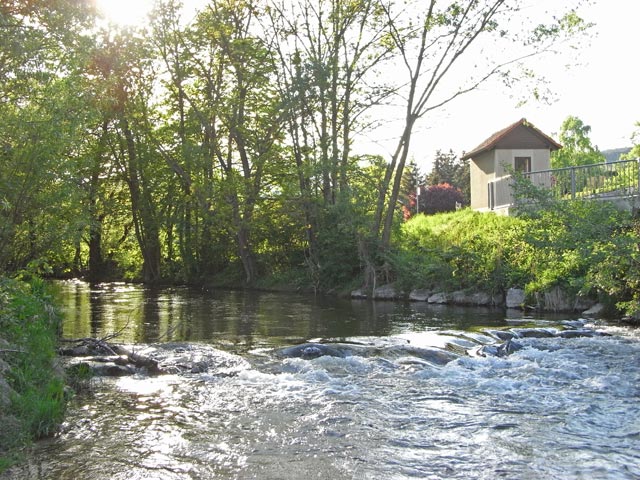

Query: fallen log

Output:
[111, 344, 162, 375]
[59, 338, 162, 376]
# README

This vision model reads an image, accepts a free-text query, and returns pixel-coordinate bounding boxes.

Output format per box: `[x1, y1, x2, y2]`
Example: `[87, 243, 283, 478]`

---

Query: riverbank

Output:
[3, 284, 639, 479]
[0, 278, 66, 473]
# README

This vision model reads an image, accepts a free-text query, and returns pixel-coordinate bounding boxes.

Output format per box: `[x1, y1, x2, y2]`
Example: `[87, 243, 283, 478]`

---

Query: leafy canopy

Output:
[551, 115, 606, 168]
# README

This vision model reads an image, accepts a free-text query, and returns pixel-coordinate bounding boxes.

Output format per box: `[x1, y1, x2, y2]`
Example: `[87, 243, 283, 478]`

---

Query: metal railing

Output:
[489, 158, 640, 210]
[488, 175, 515, 210]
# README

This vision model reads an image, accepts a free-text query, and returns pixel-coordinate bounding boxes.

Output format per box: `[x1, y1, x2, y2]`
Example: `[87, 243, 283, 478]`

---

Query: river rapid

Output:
[3, 280, 640, 479]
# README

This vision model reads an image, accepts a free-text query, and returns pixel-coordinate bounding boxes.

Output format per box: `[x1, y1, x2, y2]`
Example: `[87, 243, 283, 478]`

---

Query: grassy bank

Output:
[0, 277, 66, 472]
[389, 200, 640, 316]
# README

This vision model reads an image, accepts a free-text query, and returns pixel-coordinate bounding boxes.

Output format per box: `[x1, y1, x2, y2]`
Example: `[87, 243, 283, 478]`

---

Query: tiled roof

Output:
[461, 118, 562, 160]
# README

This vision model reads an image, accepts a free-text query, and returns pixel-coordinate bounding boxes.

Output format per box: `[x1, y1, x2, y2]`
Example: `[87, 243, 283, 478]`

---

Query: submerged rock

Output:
[511, 328, 557, 338]
[61, 340, 249, 378]
[277, 343, 347, 359]
[475, 339, 523, 358]
[497, 339, 524, 356]
[278, 341, 459, 366]
[484, 329, 518, 341]
[146, 342, 250, 376]
[557, 329, 600, 339]
[384, 345, 460, 366]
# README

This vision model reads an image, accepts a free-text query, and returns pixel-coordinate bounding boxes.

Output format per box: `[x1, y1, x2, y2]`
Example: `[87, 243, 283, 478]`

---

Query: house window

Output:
[515, 156, 531, 173]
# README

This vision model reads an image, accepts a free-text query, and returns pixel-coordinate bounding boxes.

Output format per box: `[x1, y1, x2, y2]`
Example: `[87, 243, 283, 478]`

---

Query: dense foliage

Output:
[0, 0, 589, 289]
[551, 116, 606, 168]
[420, 183, 465, 215]
[622, 121, 640, 160]
[392, 191, 639, 316]
[425, 150, 470, 205]
[0, 277, 65, 471]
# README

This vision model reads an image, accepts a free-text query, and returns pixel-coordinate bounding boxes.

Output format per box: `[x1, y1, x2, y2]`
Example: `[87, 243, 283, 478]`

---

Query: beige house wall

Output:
[470, 151, 495, 210]
[470, 149, 553, 211]
[494, 149, 551, 175]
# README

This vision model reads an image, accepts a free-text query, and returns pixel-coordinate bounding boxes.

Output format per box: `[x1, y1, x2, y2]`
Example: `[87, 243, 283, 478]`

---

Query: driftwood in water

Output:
[59, 338, 162, 376]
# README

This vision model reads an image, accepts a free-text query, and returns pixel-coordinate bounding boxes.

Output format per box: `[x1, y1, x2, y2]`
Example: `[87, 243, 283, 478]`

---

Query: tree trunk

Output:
[87, 221, 103, 283]
[237, 224, 257, 286]
[381, 120, 415, 249]
[87, 120, 109, 283]
[120, 118, 162, 284]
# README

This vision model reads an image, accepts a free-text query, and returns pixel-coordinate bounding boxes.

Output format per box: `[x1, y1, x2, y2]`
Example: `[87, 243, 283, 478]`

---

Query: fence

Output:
[489, 158, 640, 210]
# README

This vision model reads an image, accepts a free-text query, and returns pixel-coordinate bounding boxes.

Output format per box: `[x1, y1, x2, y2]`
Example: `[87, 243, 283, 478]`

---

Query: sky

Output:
[373, 0, 640, 172]
[96, 0, 639, 173]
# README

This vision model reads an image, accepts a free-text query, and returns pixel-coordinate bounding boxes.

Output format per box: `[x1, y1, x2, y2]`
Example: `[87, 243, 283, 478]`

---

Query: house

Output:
[462, 118, 562, 212]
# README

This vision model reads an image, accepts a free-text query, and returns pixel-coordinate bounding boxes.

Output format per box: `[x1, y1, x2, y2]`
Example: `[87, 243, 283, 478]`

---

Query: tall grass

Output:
[391, 203, 639, 315]
[392, 209, 530, 295]
[0, 277, 66, 471]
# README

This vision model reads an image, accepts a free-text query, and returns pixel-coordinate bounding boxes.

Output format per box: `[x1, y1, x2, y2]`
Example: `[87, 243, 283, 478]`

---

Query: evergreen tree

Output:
[426, 150, 470, 205]
[400, 159, 423, 218]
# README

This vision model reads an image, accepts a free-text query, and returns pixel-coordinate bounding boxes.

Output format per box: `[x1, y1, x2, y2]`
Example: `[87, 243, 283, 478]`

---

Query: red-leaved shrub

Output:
[420, 183, 464, 215]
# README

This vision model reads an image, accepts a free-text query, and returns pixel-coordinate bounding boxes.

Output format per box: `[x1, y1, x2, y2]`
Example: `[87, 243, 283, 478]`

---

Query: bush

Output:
[584, 217, 640, 315]
[420, 183, 464, 215]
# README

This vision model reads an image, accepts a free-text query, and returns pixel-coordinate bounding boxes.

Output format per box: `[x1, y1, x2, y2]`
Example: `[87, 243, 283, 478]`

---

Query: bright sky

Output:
[407, 0, 640, 171]
[96, 0, 639, 172]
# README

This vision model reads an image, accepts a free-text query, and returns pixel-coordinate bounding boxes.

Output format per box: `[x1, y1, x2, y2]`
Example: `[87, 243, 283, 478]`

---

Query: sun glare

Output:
[95, 0, 155, 27]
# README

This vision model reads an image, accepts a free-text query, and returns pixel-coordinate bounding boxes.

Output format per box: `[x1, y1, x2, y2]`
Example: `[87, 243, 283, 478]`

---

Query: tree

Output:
[263, 0, 394, 282]
[84, 30, 165, 284]
[551, 115, 606, 168]
[371, 1, 591, 250]
[426, 150, 470, 205]
[150, 0, 288, 285]
[399, 159, 422, 219]
[0, 0, 94, 274]
[0, 0, 597, 290]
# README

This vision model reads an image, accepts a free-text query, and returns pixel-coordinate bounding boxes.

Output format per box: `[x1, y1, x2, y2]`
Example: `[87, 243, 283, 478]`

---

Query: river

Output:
[3, 280, 640, 479]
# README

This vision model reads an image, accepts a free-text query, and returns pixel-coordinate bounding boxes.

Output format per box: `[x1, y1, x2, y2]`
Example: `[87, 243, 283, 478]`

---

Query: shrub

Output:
[585, 217, 640, 315]
[420, 183, 464, 215]
[392, 198, 637, 314]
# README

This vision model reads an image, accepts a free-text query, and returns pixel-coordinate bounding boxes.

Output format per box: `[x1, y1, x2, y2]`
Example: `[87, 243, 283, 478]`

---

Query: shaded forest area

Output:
[0, 0, 587, 290]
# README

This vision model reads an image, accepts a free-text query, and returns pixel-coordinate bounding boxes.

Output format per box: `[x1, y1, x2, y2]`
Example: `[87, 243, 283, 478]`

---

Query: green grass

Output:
[393, 209, 529, 295]
[0, 277, 66, 472]
[390, 203, 640, 315]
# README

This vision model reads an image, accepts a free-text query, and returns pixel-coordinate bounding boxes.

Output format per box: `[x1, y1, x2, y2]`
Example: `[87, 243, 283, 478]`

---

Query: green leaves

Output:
[621, 121, 640, 160]
[551, 115, 606, 169]
[0, 0, 610, 293]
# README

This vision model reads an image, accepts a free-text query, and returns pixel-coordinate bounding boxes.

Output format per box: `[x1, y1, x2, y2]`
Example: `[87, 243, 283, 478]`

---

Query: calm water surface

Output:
[3, 280, 639, 479]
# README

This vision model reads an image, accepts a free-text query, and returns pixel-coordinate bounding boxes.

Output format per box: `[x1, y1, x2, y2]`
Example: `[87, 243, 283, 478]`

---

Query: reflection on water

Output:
[55, 280, 515, 349]
[3, 280, 639, 480]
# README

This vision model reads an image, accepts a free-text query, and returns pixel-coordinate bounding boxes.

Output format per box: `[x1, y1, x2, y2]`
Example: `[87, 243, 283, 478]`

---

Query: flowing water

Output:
[3, 280, 640, 479]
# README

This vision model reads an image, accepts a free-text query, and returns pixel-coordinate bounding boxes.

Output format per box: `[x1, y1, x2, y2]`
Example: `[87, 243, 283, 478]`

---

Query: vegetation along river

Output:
[4, 280, 640, 479]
